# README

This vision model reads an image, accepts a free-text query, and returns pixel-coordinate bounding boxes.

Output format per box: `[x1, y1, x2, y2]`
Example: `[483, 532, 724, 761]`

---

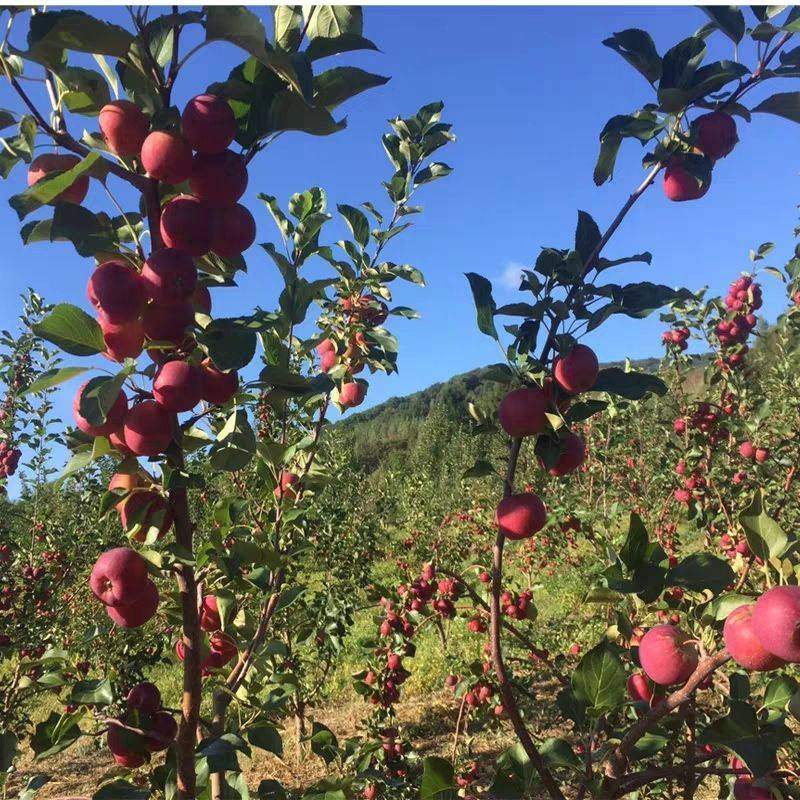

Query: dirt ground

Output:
[9, 690, 518, 798]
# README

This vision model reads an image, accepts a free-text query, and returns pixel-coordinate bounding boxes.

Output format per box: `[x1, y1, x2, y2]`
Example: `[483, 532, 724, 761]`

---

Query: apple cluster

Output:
[0, 440, 21, 478]
[89, 547, 158, 628]
[661, 325, 690, 352]
[97, 94, 256, 260]
[715, 276, 761, 371]
[107, 681, 177, 768]
[634, 586, 800, 692]
[495, 343, 599, 542]
[317, 292, 391, 412]
[174, 594, 238, 676]
[663, 110, 738, 202]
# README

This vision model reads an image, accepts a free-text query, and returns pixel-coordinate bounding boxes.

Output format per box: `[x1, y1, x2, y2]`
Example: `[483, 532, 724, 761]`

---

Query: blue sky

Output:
[1, 6, 798, 485]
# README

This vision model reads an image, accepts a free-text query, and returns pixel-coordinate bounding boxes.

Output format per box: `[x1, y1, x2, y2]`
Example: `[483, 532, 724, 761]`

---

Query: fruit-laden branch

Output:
[489, 437, 565, 800]
[209, 397, 332, 800]
[4, 71, 147, 191]
[607, 650, 731, 786]
[489, 154, 692, 799]
[617, 761, 741, 795]
[443, 567, 569, 687]
[538, 162, 662, 366]
[166, 447, 204, 799]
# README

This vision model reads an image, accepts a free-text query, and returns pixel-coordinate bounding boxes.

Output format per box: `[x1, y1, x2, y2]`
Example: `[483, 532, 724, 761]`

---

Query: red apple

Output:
[140, 130, 193, 185]
[340, 380, 368, 410]
[274, 470, 301, 501]
[495, 493, 547, 541]
[211, 203, 256, 257]
[107, 722, 146, 768]
[733, 779, 773, 800]
[189, 150, 248, 207]
[200, 595, 221, 632]
[663, 157, 711, 202]
[546, 431, 586, 477]
[108, 472, 141, 511]
[126, 681, 161, 714]
[122, 400, 173, 456]
[99, 101, 149, 157]
[120, 490, 173, 542]
[626, 672, 653, 703]
[638, 624, 698, 685]
[181, 94, 236, 154]
[101, 316, 145, 362]
[90, 547, 149, 606]
[752, 586, 800, 663]
[498, 386, 547, 437]
[695, 111, 738, 161]
[87, 260, 146, 324]
[141, 248, 198, 305]
[153, 360, 204, 412]
[200, 359, 239, 405]
[160, 194, 214, 256]
[28, 153, 89, 204]
[553, 344, 598, 394]
[724, 604, 785, 672]
[142, 301, 195, 342]
[145, 710, 178, 752]
[106, 578, 159, 628]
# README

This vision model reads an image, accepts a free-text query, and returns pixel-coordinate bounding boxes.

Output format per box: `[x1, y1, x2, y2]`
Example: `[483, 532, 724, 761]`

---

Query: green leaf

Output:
[32, 303, 105, 356]
[414, 162, 452, 187]
[30, 712, 81, 760]
[20, 205, 124, 257]
[571, 641, 626, 714]
[602, 29, 662, 83]
[9, 152, 101, 220]
[462, 460, 496, 480]
[540, 738, 581, 770]
[594, 131, 622, 186]
[28, 11, 134, 59]
[575, 210, 601, 265]
[274, 6, 303, 51]
[18, 775, 50, 800]
[247, 723, 283, 756]
[701, 7, 746, 43]
[70, 678, 113, 707]
[78, 372, 128, 428]
[491, 743, 536, 799]
[204, 6, 303, 96]
[0, 731, 17, 772]
[420, 756, 456, 800]
[306, 7, 362, 39]
[93, 780, 150, 800]
[197, 317, 257, 372]
[304, 34, 378, 61]
[337, 203, 369, 248]
[307, 722, 338, 766]
[667, 553, 735, 595]
[752, 91, 800, 123]
[619, 513, 649, 571]
[465, 272, 498, 341]
[739, 490, 788, 560]
[269, 90, 345, 136]
[314, 67, 389, 109]
[20, 366, 88, 396]
[56, 66, 111, 115]
[592, 368, 667, 400]
[763, 676, 797, 710]
[209, 409, 256, 472]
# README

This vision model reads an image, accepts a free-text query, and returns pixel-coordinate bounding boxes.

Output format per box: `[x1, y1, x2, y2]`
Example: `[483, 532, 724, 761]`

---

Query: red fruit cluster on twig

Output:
[107, 681, 177, 767]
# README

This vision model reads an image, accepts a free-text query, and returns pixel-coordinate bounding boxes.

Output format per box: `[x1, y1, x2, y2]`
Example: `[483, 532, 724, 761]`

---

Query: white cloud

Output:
[499, 261, 526, 290]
